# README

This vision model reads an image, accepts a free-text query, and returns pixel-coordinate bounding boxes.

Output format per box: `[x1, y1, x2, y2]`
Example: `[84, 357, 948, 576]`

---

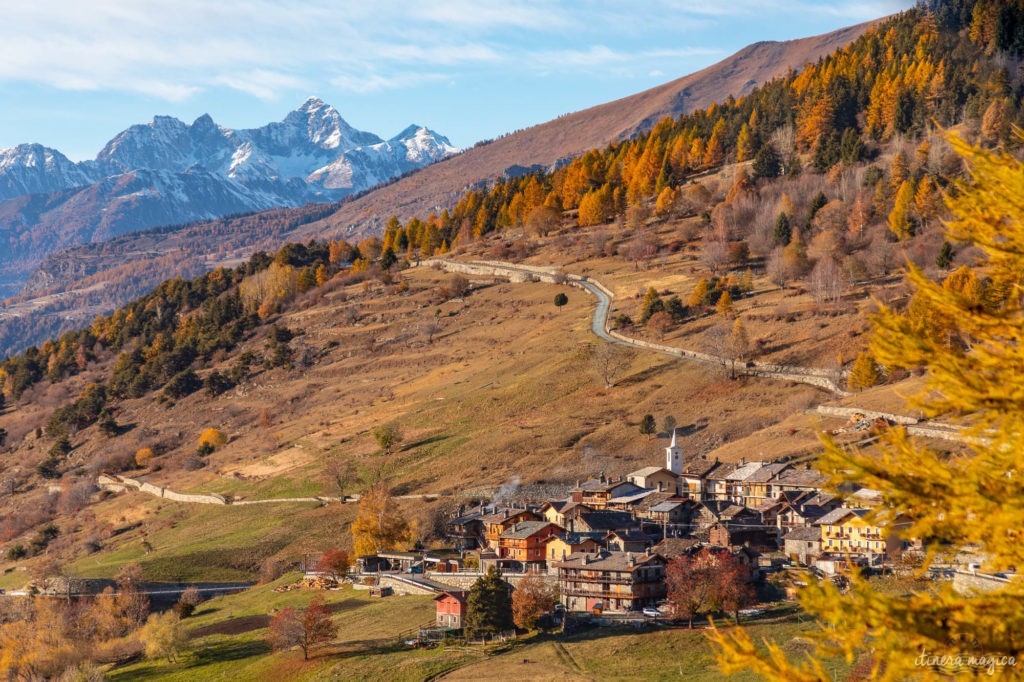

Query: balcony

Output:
[559, 572, 635, 584]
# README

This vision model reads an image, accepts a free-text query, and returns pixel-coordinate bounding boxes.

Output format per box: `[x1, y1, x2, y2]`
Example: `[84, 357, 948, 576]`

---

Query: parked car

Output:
[642, 607, 661, 618]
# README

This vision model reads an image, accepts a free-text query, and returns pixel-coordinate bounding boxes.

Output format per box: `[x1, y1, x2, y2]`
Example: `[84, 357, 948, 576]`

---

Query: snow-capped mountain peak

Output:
[0, 99, 460, 250]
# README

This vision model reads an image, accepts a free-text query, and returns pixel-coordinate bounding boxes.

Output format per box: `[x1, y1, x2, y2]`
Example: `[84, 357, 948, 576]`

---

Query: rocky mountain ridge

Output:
[0, 98, 457, 295]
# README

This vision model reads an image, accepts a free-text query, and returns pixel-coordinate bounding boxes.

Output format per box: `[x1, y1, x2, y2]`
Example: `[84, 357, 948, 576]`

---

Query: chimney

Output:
[600, 471, 607, 484]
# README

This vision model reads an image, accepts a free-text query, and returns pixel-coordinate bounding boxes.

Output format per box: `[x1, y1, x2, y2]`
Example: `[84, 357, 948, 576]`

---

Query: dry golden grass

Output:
[0, 214, 932, 583]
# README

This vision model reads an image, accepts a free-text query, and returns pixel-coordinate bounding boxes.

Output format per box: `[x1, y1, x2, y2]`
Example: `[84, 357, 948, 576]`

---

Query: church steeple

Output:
[666, 429, 682, 475]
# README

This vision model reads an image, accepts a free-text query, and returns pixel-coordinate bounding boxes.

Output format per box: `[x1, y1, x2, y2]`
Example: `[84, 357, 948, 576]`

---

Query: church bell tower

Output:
[665, 430, 682, 475]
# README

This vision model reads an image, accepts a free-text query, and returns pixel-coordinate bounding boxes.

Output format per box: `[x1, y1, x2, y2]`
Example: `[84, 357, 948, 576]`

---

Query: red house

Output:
[434, 590, 468, 629]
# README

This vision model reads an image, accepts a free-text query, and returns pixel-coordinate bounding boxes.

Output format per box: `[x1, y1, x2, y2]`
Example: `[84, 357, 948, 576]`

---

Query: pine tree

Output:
[752, 144, 782, 179]
[773, 213, 791, 245]
[712, 135, 1024, 681]
[464, 567, 513, 638]
[640, 414, 656, 438]
[936, 240, 954, 269]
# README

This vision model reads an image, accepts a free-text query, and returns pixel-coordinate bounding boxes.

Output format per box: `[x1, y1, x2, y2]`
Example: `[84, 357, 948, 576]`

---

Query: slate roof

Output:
[628, 466, 674, 478]
[607, 489, 658, 506]
[575, 511, 637, 531]
[703, 462, 741, 480]
[724, 461, 768, 482]
[815, 508, 870, 526]
[773, 467, 828, 487]
[634, 492, 679, 511]
[652, 537, 702, 559]
[544, 531, 604, 546]
[784, 527, 822, 542]
[744, 462, 790, 483]
[605, 529, 651, 542]
[500, 520, 556, 540]
[552, 550, 664, 571]
[679, 457, 721, 477]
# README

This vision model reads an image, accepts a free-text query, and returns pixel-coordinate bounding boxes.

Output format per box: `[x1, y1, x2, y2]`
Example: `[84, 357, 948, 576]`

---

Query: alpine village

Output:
[0, 1, 1022, 680]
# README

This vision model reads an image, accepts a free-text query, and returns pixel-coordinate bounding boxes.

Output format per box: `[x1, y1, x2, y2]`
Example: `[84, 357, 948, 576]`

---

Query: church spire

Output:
[666, 429, 682, 475]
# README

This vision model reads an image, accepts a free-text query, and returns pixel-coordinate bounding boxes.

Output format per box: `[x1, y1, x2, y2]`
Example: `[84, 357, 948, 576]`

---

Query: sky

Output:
[0, 1, 915, 161]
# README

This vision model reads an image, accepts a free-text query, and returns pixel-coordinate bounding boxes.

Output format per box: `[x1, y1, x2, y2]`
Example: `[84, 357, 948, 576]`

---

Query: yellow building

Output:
[816, 508, 908, 561]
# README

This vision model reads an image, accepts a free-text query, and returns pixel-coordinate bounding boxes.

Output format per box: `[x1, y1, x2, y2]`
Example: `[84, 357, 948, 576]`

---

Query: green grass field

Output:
[67, 501, 343, 583]
[106, 581, 848, 682]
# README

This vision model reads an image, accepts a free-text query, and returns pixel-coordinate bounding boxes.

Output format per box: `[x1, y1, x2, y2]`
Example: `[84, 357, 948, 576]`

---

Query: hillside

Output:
[0, 19, 878, 358]
[3, 3, 1024, 675]
[304, 19, 880, 238]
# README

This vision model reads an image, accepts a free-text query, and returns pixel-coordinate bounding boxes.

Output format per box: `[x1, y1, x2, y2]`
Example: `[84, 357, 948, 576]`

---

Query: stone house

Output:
[552, 550, 666, 613]
[626, 466, 679, 494]
[783, 526, 822, 565]
[604, 529, 652, 553]
[569, 475, 645, 509]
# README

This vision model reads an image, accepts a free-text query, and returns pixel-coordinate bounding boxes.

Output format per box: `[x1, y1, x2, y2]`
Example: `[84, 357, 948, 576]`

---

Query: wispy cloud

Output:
[330, 71, 449, 94]
[0, 0, 913, 102]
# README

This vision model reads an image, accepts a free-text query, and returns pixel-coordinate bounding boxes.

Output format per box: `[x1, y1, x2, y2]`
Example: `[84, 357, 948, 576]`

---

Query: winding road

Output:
[424, 258, 846, 393]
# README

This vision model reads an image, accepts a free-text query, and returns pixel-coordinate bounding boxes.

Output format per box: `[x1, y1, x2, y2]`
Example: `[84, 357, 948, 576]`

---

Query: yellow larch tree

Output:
[351, 483, 414, 557]
[712, 134, 1024, 680]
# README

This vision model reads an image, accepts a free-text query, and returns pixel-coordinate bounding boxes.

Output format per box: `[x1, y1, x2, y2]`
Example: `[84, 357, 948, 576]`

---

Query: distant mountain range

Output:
[0, 97, 457, 293]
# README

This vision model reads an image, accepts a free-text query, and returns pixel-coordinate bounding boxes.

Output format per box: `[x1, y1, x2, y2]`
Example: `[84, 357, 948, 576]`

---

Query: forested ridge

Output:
[375, 1, 1023, 258]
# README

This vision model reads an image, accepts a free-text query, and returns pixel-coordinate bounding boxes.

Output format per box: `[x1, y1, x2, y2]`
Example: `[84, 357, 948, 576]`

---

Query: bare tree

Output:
[323, 455, 357, 497]
[809, 256, 845, 304]
[578, 342, 637, 388]
[700, 239, 729, 274]
[421, 319, 442, 344]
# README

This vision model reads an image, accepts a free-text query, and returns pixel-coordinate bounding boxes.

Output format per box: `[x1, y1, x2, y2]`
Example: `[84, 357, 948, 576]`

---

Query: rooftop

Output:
[628, 466, 674, 478]
[607, 489, 658, 506]
[652, 537, 702, 558]
[724, 461, 769, 482]
[784, 527, 822, 542]
[500, 520, 557, 540]
[552, 549, 663, 571]
[649, 500, 685, 513]
[815, 507, 871, 526]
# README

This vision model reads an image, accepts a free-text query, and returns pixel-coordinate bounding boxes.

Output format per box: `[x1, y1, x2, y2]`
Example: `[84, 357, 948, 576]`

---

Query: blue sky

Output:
[0, 0, 914, 160]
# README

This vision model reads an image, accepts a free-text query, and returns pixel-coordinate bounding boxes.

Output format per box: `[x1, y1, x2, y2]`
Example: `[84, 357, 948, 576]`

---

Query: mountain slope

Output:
[0, 99, 457, 295]
[305, 19, 880, 239]
[0, 18, 881, 356]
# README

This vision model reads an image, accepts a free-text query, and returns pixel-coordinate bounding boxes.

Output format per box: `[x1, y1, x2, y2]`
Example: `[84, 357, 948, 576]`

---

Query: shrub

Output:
[135, 448, 155, 468]
[197, 428, 227, 454]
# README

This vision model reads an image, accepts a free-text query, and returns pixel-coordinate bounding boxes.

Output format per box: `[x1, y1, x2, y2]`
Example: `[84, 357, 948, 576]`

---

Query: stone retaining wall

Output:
[98, 474, 229, 505]
[425, 572, 557, 591]
[815, 405, 920, 425]
[953, 570, 1012, 594]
